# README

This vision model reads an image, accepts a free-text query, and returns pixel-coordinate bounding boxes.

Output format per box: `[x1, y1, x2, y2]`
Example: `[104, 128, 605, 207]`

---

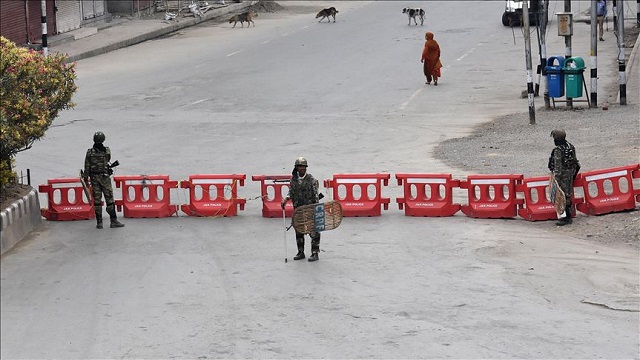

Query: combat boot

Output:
[293, 250, 305, 260]
[110, 219, 125, 228]
[556, 205, 573, 226]
[308, 252, 319, 262]
[96, 213, 103, 229]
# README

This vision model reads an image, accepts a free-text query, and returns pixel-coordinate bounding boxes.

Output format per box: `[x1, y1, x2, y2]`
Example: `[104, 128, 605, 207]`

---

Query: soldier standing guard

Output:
[84, 131, 125, 229]
[548, 130, 581, 226]
[281, 157, 321, 262]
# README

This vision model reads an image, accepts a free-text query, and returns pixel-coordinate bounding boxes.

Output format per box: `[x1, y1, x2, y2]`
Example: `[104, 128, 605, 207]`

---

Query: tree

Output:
[0, 36, 77, 186]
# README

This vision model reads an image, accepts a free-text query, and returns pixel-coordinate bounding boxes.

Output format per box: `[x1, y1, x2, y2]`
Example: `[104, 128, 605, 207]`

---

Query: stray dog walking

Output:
[403, 7, 425, 26]
[229, 12, 257, 28]
[316, 7, 338, 23]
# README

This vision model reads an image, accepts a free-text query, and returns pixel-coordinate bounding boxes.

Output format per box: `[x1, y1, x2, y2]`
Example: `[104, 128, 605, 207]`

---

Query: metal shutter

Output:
[56, 0, 81, 34]
[0, 1, 28, 44]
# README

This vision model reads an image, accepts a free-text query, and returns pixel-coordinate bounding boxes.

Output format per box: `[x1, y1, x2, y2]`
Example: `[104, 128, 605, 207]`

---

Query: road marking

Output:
[227, 51, 242, 57]
[281, 33, 289, 37]
[196, 63, 208, 68]
[261, 40, 270, 44]
[301, 26, 309, 29]
[457, 47, 475, 62]
[189, 99, 209, 105]
[399, 88, 423, 110]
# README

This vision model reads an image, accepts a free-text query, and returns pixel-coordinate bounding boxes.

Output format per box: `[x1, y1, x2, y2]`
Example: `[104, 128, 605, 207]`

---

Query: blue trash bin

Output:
[545, 56, 565, 98]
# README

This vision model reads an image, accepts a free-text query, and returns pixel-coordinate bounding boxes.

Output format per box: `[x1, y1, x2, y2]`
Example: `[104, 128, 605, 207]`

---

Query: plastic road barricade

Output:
[114, 175, 178, 218]
[460, 174, 524, 219]
[251, 174, 293, 218]
[395, 173, 461, 217]
[324, 173, 391, 217]
[39, 177, 95, 221]
[576, 164, 640, 215]
[180, 174, 246, 217]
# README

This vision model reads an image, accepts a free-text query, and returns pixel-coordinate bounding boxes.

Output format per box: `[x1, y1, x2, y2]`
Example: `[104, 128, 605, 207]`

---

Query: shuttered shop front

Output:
[56, 0, 82, 34]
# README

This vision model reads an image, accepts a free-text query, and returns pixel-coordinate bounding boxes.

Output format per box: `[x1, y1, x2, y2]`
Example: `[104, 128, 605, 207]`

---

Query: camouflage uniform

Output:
[548, 130, 580, 225]
[287, 172, 321, 256]
[84, 133, 123, 229]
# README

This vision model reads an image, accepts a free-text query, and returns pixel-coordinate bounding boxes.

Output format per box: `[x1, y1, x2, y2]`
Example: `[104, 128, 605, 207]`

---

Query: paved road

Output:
[3, 1, 638, 358]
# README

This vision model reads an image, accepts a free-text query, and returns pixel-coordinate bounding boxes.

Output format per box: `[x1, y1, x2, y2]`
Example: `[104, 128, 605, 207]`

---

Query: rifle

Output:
[79, 160, 121, 203]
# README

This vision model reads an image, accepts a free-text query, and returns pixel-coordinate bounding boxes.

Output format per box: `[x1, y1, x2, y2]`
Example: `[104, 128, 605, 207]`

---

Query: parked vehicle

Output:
[502, 0, 543, 26]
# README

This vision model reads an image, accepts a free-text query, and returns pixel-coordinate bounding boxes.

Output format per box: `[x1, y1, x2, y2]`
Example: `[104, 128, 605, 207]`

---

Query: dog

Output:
[229, 12, 257, 28]
[402, 7, 425, 26]
[316, 7, 338, 23]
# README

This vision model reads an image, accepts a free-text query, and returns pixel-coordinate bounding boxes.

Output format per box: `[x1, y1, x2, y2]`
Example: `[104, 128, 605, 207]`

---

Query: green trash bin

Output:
[564, 57, 585, 98]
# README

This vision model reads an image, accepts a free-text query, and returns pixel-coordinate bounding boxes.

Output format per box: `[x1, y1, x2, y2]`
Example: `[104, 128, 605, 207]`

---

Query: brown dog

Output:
[316, 7, 338, 23]
[229, 12, 257, 28]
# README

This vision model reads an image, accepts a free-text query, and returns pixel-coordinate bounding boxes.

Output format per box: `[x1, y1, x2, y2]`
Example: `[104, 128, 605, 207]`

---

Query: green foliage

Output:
[0, 36, 77, 185]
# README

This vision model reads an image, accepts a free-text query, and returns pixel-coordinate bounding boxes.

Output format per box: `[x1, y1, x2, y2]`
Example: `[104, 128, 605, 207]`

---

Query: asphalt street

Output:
[2, 1, 639, 358]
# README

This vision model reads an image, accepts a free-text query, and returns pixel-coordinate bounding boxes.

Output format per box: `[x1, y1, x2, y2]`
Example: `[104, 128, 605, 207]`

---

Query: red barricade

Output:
[324, 173, 390, 217]
[460, 174, 524, 219]
[517, 175, 558, 221]
[39, 178, 95, 221]
[114, 175, 178, 218]
[251, 174, 293, 218]
[180, 174, 246, 217]
[395, 173, 461, 217]
[634, 167, 640, 204]
[576, 164, 640, 215]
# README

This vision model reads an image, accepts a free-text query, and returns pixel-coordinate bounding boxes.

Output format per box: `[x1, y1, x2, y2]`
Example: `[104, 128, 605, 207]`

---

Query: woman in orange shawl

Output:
[421, 32, 442, 85]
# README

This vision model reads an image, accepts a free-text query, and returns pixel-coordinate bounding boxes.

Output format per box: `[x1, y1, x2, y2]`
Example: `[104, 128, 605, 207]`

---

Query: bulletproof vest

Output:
[87, 148, 109, 174]
[559, 142, 578, 167]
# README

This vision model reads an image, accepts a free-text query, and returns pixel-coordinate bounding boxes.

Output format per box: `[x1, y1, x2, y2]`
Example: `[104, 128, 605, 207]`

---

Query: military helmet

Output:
[93, 131, 106, 144]
[294, 157, 308, 167]
[550, 129, 566, 141]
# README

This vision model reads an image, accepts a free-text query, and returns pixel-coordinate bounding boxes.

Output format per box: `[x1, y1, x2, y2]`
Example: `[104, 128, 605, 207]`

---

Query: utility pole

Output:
[523, 0, 536, 124]
[564, 0, 572, 108]
[534, 0, 547, 98]
[40, 0, 48, 55]
[590, 0, 598, 107]
[541, 0, 551, 108]
[617, 0, 627, 105]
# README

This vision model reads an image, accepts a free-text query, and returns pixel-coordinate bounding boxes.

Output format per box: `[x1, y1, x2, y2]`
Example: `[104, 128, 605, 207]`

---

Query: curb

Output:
[65, 2, 252, 63]
[0, 189, 42, 256]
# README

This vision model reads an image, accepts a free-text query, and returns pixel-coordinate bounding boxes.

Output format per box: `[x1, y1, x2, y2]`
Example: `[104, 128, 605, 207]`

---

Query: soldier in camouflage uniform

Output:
[281, 157, 321, 262]
[548, 129, 581, 226]
[84, 131, 124, 229]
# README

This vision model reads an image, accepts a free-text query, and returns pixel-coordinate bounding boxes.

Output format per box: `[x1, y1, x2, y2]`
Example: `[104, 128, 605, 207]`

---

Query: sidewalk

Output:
[48, 1, 252, 63]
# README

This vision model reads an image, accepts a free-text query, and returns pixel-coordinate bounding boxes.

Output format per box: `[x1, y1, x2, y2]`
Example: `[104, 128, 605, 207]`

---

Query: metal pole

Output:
[542, 0, 551, 108]
[523, 0, 536, 124]
[613, 0, 618, 30]
[590, 0, 598, 107]
[565, 0, 572, 108]
[617, 0, 627, 105]
[40, 0, 48, 55]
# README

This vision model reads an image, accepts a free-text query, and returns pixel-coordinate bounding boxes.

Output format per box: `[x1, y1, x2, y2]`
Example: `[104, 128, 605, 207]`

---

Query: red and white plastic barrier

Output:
[39, 177, 95, 221]
[251, 174, 293, 218]
[114, 175, 178, 218]
[395, 173, 461, 217]
[576, 164, 640, 215]
[324, 173, 390, 217]
[460, 174, 524, 219]
[517, 175, 562, 221]
[180, 174, 246, 217]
